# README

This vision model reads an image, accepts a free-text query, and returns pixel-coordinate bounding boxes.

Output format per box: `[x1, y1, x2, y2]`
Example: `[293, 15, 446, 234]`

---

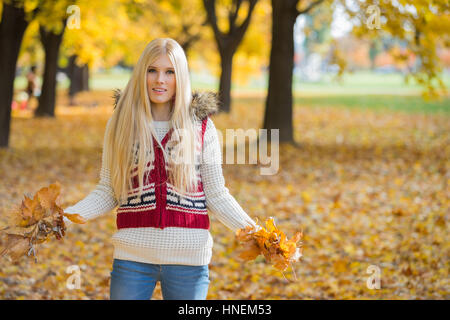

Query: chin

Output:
[150, 97, 170, 104]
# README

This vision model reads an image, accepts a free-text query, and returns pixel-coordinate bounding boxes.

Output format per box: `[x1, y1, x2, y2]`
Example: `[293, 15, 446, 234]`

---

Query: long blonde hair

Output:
[104, 38, 201, 205]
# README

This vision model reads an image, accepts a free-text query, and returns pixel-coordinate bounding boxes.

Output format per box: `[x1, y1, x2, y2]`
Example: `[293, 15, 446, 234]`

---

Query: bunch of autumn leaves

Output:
[0, 182, 85, 262]
[235, 217, 303, 275]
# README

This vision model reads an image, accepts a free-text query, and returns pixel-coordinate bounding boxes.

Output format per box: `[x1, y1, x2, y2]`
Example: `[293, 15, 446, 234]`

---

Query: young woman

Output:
[63, 38, 257, 300]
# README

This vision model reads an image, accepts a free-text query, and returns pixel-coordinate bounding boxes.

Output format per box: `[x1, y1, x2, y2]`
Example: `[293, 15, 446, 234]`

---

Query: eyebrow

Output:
[148, 66, 175, 70]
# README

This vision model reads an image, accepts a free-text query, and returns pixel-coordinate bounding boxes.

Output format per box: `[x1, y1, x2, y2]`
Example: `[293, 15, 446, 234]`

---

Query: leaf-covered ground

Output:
[0, 90, 448, 299]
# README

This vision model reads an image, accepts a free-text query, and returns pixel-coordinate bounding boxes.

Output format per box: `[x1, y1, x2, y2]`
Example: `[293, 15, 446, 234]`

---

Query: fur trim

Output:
[112, 88, 220, 120]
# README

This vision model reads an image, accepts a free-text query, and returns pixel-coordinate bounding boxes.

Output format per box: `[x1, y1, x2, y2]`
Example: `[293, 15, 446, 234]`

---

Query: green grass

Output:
[243, 70, 450, 95]
[13, 70, 450, 114]
[293, 94, 450, 114]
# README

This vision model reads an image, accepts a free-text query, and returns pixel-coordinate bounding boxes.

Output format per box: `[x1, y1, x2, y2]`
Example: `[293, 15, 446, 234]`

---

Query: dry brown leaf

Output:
[0, 182, 83, 262]
[0, 235, 31, 262]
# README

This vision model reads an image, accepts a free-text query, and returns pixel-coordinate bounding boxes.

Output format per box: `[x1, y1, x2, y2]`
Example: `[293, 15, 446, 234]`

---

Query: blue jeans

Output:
[109, 259, 210, 300]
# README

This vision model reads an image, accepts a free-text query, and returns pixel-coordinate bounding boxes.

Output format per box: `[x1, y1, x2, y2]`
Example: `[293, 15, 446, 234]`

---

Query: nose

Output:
[156, 71, 166, 83]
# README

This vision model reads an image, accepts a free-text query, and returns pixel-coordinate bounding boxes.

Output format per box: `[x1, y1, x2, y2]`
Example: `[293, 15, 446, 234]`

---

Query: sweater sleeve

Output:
[200, 117, 257, 233]
[63, 118, 118, 228]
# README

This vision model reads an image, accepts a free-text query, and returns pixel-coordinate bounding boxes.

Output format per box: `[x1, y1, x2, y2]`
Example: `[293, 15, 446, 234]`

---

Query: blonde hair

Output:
[104, 38, 201, 204]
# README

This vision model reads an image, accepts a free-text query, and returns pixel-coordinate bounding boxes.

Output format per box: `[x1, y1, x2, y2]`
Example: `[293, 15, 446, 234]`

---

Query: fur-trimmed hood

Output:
[112, 88, 220, 120]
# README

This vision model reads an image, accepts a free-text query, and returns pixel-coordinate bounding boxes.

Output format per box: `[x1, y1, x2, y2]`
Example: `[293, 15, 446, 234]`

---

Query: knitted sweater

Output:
[63, 100, 257, 266]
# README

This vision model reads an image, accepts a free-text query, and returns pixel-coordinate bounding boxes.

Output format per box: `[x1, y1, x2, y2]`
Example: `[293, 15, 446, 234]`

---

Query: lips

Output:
[153, 88, 167, 92]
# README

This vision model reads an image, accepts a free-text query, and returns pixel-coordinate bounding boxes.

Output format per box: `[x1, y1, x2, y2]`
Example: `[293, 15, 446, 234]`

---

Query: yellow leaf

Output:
[301, 191, 311, 203]
[333, 260, 347, 273]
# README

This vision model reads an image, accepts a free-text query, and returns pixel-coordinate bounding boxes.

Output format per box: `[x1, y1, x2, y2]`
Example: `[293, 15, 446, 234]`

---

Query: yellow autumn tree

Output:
[336, 0, 450, 99]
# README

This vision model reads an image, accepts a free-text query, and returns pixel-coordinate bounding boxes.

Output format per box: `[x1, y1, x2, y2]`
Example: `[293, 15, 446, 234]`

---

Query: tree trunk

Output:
[203, 0, 258, 113]
[68, 55, 89, 105]
[34, 23, 66, 117]
[219, 48, 234, 113]
[0, 2, 29, 148]
[263, 0, 298, 144]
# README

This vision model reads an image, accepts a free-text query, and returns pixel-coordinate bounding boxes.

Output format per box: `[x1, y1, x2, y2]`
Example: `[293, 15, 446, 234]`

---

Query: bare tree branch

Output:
[203, 0, 224, 42]
[236, 0, 258, 36]
[229, 0, 243, 33]
[297, 0, 326, 16]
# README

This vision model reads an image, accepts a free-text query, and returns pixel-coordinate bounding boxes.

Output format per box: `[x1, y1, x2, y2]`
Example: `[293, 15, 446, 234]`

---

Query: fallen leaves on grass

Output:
[1, 91, 448, 299]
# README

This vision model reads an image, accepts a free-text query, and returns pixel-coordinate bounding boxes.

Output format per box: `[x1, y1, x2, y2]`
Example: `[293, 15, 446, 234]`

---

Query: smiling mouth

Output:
[153, 88, 167, 92]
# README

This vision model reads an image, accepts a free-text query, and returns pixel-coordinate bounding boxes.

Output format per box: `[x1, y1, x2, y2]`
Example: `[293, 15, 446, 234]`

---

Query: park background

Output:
[0, 0, 449, 299]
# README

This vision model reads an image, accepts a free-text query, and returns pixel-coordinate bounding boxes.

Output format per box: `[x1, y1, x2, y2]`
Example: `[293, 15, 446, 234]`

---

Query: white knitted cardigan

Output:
[63, 117, 257, 266]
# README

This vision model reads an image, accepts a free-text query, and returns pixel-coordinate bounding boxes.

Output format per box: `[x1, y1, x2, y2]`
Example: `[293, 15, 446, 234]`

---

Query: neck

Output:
[151, 102, 173, 121]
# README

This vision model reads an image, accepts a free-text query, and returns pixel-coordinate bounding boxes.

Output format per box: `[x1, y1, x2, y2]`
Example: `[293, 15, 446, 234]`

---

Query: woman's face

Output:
[146, 54, 176, 106]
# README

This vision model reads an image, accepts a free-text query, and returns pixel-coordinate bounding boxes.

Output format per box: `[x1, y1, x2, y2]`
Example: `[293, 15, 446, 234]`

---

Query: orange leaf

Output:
[238, 240, 261, 261]
[36, 182, 61, 210]
[63, 213, 87, 224]
[290, 231, 303, 244]
[21, 195, 38, 220]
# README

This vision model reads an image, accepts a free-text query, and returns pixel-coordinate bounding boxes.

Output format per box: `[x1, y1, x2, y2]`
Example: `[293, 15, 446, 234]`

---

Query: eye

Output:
[147, 68, 155, 73]
[167, 70, 174, 74]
